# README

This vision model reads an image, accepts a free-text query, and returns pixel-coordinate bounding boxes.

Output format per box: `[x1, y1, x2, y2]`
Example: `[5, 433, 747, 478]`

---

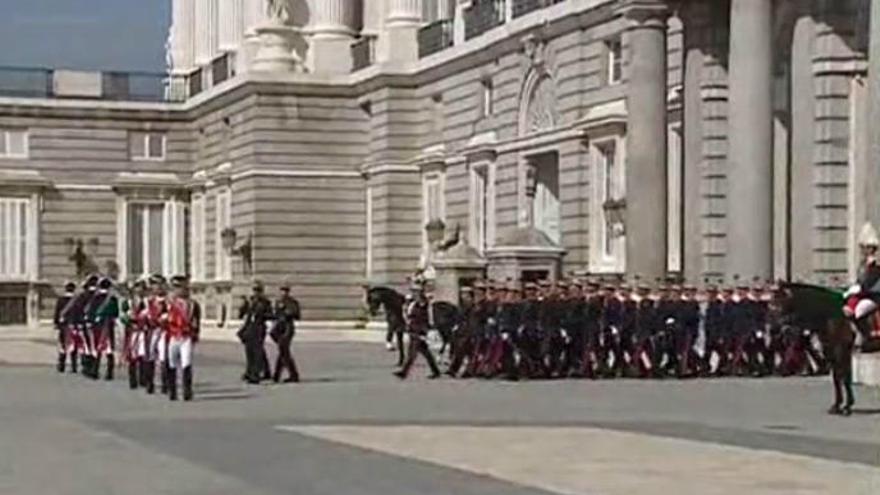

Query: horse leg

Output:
[842, 353, 855, 416]
[828, 364, 843, 415]
[396, 330, 405, 367]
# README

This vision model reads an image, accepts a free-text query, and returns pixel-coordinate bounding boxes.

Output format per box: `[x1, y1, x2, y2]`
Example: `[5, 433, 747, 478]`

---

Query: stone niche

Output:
[486, 226, 566, 282]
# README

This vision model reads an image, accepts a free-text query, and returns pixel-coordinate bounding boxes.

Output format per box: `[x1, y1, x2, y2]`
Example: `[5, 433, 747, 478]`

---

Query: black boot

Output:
[139, 359, 148, 387]
[105, 355, 115, 381]
[160, 364, 169, 395]
[57, 353, 66, 373]
[182, 366, 193, 401]
[128, 361, 139, 389]
[145, 361, 155, 394]
[168, 368, 178, 401]
[71, 351, 78, 374]
[92, 356, 101, 380]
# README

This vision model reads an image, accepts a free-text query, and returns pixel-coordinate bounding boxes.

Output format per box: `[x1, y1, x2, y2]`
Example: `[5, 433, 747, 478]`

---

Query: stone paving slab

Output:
[284, 425, 880, 495]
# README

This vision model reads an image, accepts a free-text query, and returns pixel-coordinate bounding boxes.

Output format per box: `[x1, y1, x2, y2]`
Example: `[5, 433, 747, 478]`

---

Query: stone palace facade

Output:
[0, 0, 877, 326]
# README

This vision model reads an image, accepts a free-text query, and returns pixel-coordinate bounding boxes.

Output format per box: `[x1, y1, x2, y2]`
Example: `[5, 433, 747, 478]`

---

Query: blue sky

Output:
[0, 0, 169, 73]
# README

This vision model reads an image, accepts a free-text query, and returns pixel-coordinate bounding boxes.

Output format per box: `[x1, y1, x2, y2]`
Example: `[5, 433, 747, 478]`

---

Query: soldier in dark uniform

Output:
[394, 283, 441, 379]
[583, 280, 604, 378]
[54, 281, 77, 373]
[632, 284, 656, 378]
[240, 281, 274, 384]
[601, 284, 626, 378]
[92, 277, 120, 381]
[561, 280, 587, 377]
[701, 284, 723, 377]
[654, 285, 679, 377]
[728, 283, 752, 376]
[271, 281, 301, 383]
[678, 285, 702, 377]
[81, 275, 105, 380]
[745, 281, 771, 376]
[447, 287, 476, 377]
[519, 282, 543, 378]
[498, 282, 524, 380]
[543, 280, 567, 378]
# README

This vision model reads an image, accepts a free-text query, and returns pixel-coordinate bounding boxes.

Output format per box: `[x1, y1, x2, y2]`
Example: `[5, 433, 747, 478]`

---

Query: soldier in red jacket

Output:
[166, 275, 201, 401]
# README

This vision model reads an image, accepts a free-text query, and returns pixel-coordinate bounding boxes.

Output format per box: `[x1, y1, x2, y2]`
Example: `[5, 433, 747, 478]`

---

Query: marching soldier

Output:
[166, 275, 201, 401]
[240, 281, 274, 384]
[121, 279, 149, 389]
[144, 275, 170, 394]
[447, 286, 476, 377]
[561, 280, 587, 377]
[76, 275, 100, 378]
[519, 282, 544, 378]
[394, 282, 441, 380]
[92, 277, 120, 381]
[271, 281, 301, 383]
[582, 280, 604, 378]
[54, 281, 77, 373]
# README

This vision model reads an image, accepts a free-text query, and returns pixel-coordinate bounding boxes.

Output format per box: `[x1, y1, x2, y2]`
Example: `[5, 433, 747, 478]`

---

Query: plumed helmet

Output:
[858, 222, 879, 247]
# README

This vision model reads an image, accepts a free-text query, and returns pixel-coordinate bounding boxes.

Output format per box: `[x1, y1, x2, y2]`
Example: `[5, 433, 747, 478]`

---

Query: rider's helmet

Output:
[858, 222, 879, 249]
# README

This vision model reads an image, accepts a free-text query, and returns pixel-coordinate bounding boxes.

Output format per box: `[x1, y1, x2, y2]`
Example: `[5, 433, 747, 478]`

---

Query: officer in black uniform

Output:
[496, 282, 523, 380]
[583, 280, 604, 378]
[447, 286, 476, 377]
[702, 284, 725, 376]
[240, 281, 274, 384]
[561, 280, 586, 377]
[395, 283, 441, 380]
[271, 281, 301, 383]
[519, 282, 543, 378]
[54, 281, 78, 373]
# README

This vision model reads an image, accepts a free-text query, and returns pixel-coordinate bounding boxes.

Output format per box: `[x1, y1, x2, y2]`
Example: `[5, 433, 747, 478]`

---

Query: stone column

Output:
[681, 1, 706, 283]
[618, 0, 669, 280]
[208, 0, 219, 59]
[867, 0, 880, 228]
[790, 12, 814, 280]
[218, 0, 243, 52]
[170, 0, 195, 70]
[240, 0, 266, 73]
[726, 0, 774, 281]
[195, 0, 211, 64]
[307, 0, 356, 74]
[385, 0, 422, 62]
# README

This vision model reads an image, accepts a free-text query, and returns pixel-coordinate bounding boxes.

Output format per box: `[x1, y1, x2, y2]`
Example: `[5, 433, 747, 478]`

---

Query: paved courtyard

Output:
[0, 336, 878, 495]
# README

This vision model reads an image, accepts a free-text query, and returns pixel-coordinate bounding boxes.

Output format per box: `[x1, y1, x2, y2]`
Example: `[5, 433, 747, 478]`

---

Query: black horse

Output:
[783, 283, 858, 415]
[366, 286, 407, 366]
[365, 286, 462, 366]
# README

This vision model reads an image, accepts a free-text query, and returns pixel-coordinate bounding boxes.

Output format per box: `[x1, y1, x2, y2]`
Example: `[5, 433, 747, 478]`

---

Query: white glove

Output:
[844, 284, 861, 298]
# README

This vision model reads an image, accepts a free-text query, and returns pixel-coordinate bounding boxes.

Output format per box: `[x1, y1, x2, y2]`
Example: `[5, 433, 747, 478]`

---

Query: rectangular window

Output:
[0, 198, 30, 278]
[0, 129, 29, 158]
[191, 194, 206, 281]
[598, 141, 618, 257]
[470, 165, 491, 254]
[214, 187, 232, 280]
[590, 134, 626, 273]
[127, 203, 164, 277]
[606, 38, 622, 85]
[126, 201, 186, 278]
[481, 79, 493, 117]
[129, 131, 166, 161]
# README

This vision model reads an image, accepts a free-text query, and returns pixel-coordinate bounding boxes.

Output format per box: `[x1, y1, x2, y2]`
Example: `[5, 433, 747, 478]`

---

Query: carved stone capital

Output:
[616, 0, 669, 29]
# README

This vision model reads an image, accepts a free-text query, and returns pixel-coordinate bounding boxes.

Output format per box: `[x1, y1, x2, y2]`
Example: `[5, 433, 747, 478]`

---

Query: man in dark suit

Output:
[272, 281, 301, 383]
[240, 281, 274, 384]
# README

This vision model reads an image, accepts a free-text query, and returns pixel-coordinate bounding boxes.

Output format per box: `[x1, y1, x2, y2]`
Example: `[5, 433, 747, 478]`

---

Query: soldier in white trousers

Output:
[166, 275, 201, 401]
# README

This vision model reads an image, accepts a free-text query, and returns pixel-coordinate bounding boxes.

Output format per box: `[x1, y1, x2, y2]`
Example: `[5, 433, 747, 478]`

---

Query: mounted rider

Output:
[844, 222, 880, 350]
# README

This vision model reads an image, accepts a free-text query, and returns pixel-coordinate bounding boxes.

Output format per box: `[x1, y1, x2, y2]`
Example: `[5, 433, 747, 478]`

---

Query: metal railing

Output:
[512, 0, 565, 19]
[211, 52, 235, 86]
[465, 0, 507, 41]
[418, 19, 455, 58]
[0, 66, 182, 102]
[351, 35, 377, 72]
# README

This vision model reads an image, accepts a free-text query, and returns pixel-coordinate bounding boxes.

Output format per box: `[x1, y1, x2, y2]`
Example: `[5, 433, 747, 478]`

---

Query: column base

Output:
[251, 24, 302, 73]
[384, 24, 420, 63]
[309, 35, 355, 74]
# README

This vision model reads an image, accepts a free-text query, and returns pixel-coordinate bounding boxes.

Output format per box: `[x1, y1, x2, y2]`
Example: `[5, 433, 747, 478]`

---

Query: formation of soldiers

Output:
[54, 274, 202, 401]
[408, 277, 828, 381]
